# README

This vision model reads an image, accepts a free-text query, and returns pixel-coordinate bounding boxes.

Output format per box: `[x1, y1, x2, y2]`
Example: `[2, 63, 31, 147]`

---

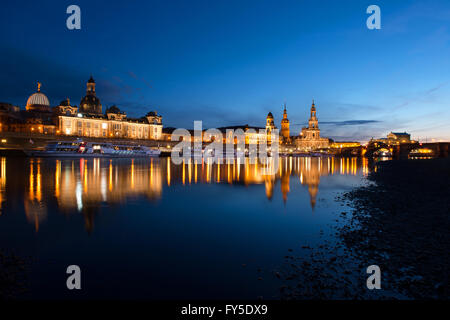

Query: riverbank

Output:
[0, 251, 29, 299]
[342, 158, 450, 299]
[279, 158, 449, 299]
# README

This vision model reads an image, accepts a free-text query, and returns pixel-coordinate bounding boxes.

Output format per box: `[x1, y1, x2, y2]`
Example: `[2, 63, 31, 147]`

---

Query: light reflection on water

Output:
[0, 155, 371, 299]
[0, 156, 370, 232]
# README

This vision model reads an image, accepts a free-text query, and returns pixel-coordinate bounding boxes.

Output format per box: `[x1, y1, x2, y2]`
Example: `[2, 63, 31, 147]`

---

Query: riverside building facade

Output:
[0, 77, 163, 140]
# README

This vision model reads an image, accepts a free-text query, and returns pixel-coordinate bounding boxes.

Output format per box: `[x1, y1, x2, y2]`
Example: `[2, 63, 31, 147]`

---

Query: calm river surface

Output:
[0, 156, 370, 299]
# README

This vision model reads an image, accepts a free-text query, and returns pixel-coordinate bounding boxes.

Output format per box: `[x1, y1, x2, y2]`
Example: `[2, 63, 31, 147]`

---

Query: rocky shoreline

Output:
[279, 158, 450, 299]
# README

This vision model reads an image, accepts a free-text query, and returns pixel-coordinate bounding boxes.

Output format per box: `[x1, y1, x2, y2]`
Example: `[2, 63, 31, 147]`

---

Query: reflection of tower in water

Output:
[169, 156, 366, 209]
[264, 174, 275, 200]
[298, 157, 322, 209]
[17, 156, 369, 232]
[280, 157, 291, 203]
[25, 159, 48, 231]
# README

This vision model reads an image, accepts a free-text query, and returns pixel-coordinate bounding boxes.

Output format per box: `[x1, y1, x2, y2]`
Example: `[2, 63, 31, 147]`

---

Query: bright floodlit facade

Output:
[1, 77, 163, 140]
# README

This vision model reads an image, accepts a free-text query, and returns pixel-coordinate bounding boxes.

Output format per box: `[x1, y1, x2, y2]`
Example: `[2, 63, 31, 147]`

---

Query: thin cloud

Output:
[320, 120, 381, 126]
[293, 120, 380, 126]
[127, 71, 153, 89]
[394, 81, 448, 110]
[425, 81, 448, 95]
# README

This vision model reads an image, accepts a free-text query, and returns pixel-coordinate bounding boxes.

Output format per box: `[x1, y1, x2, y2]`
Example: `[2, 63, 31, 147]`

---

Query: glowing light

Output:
[36, 162, 41, 202]
[188, 159, 192, 184]
[55, 160, 61, 198]
[167, 157, 171, 186]
[29, 162, 34, 200]
[182, 160, 185, 185]
[76, 180, 83, 211]
[194, 159, 198, 183]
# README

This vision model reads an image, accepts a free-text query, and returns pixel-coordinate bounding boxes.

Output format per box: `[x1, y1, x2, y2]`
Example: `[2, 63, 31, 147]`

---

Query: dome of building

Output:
[267, 112, 274, 119]
[26, 82, 51, 112]
[105, 105, 123, 114]
[80, 95, 101, 111]
[59, 98, 71, 106]
[27, 92, 50, 107]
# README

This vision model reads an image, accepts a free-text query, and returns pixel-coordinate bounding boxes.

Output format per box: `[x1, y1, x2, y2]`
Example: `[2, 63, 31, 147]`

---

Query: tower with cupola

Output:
[280, 103, 290, 143]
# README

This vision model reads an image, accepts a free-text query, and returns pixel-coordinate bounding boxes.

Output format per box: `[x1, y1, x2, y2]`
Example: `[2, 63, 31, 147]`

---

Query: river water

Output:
[0, 156, 370, 299]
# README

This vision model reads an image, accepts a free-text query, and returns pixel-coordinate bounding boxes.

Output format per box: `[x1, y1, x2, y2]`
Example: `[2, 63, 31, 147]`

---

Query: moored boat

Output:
[25, 140, 161, 158]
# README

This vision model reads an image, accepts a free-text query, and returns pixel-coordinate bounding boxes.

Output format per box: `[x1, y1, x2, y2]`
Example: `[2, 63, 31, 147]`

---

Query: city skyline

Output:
[1, 1, 449, 304]
[1, 0, 449, 142]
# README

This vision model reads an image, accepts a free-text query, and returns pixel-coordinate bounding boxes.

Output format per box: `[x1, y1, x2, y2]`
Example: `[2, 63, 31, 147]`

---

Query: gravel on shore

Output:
[279, 158, 450, 299]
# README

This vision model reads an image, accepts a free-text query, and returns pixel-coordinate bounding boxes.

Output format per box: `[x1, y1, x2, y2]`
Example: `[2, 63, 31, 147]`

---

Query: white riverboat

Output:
[25, 140, 161, 158]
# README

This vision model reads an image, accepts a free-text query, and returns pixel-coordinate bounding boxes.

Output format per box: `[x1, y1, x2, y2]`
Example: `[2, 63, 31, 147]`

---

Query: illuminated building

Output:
[185, 109, 289, 146]
[217, 125, 267, 145]
[0, 77, 163, 140]
[26, 82, 51, 112]
[2, 82, 56, 134]
[266, 112, 275, 131]
[53, 98, 78, 116]
[370, 132, 414, 146]
[57, 106, 162, 140]
[265, 112, 276, 141]
[330, 141, 361, 149]
[56, 77, 163, 140]
[296, 100, 329, 150]
[0, 103, 20, 132]
[386, 132, 411, 144]
[280, 103, 291, 144]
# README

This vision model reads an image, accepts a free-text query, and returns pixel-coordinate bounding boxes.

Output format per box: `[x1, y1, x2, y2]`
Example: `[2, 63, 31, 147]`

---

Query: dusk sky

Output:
[1, 0, 449, 142]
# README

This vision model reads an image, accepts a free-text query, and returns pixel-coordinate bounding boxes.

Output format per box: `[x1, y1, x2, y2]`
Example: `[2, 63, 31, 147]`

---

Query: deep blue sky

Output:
[1, 0, 449, 141]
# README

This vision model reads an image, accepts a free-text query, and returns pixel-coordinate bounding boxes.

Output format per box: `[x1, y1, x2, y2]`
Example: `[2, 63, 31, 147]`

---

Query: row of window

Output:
[62, 119, 161, 134]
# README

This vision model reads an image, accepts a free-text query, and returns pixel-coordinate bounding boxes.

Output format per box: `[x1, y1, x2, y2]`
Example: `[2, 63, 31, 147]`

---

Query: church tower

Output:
[79, 76, 102, 114]
[266, 112, 275, 133]
[296, 99, 329, 151]
[280, 103, 290, 142]
[266, 112, 276, 143]
[308, 100, 319, 130]
[86, 75, 96, 95]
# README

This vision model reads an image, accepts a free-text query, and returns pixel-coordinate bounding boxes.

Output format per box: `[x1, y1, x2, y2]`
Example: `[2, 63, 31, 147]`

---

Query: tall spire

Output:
[282, 102, 288, 120]
[37, 82, 41, 92]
